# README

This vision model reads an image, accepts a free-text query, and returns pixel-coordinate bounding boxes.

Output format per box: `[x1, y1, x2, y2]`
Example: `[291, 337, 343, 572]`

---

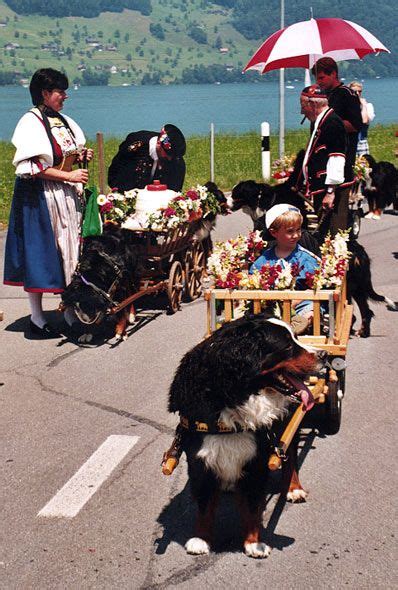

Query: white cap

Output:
[265, 203, 301, 229]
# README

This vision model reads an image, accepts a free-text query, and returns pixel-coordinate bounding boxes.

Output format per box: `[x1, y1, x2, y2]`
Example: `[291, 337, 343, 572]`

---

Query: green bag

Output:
[82, 186, 102, 238]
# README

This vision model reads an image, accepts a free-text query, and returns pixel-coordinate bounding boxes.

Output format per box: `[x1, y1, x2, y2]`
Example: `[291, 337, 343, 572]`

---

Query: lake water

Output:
[0, 78, 397, 141]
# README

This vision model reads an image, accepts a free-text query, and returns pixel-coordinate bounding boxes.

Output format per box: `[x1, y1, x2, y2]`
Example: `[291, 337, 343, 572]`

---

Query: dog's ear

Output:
[258, 184, 274, 210]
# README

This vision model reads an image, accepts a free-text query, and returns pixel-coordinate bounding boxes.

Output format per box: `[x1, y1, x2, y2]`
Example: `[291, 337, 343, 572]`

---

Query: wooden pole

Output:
[268, 378, 326, 471]
[96, 132, 106, 194]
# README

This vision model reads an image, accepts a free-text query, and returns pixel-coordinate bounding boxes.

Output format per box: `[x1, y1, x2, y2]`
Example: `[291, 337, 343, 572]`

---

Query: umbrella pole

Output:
[279, 69, 285, 158]
[278, 0, 285, 158]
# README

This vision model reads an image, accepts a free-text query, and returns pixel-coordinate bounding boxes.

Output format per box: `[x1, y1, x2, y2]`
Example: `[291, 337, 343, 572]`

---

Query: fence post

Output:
[210, 122, 215, 182]
[261, 122, 270, 181]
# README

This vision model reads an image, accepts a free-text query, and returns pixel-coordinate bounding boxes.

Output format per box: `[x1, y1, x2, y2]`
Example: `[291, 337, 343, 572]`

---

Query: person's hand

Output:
[322, 190, 335, 210]
[77, 148, 94, 163]
[68, 169, 89, 184]
[84, 148, 94, 162]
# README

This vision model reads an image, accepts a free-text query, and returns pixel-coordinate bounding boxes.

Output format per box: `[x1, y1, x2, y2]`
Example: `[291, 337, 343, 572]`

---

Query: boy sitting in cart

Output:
[250, 203, 321, 335]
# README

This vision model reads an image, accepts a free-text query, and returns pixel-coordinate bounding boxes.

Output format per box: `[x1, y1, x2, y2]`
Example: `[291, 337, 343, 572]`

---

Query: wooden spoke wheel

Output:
[167, 261, 184, 314]
[184, 242, 205, 301]
[322, 380, 343, 435]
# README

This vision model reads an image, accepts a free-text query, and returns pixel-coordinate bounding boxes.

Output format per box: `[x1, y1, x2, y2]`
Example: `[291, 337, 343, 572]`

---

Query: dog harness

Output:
[73, 250, 125, 323]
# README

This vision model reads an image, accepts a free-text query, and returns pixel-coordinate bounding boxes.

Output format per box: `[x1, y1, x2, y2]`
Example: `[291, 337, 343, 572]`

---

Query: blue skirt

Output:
[3, 177, 65, 292]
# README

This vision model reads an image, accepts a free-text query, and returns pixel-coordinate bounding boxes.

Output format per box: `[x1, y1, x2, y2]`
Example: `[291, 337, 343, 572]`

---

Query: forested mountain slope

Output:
[0, 0, 395, 86]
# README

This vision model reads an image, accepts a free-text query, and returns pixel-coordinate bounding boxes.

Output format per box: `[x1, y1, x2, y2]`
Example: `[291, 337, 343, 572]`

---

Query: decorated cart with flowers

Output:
[203, 230, 353, 447]
[97, 182, 226, 314]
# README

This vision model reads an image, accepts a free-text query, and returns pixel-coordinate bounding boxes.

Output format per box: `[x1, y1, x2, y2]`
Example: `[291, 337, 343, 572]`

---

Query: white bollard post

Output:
[261, 122, 271, 181]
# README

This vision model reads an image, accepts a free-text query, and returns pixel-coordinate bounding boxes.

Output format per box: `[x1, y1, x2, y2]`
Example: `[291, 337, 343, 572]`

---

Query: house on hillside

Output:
[219, 47, 229, 54]
[4, 42, 20, 50]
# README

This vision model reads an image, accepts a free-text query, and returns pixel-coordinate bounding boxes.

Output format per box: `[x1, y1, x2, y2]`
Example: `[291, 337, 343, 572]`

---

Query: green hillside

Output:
[0, 0, 395, 87]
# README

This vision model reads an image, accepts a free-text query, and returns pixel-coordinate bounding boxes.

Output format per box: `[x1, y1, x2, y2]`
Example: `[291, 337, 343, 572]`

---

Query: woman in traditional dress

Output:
[3, 68, 93, 338]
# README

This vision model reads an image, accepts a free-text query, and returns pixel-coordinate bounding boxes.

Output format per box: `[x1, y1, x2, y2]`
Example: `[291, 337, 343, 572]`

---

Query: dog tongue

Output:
[285, 374, 315, 411]
[297, 389, 314, 411]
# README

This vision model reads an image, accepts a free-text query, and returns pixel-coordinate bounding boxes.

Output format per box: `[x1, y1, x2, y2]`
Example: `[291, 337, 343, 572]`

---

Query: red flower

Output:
[272, 171, 290, 179]
[163, 207, 177, 218]
[305, 272, 315, 288]
[100, 201, 113, 213]
[186, 190, 199, 200]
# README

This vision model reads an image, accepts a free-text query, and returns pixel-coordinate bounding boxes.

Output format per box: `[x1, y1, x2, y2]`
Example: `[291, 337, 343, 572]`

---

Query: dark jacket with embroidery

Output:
[108, 130, 186, 192]
[296, 108, 347, 205]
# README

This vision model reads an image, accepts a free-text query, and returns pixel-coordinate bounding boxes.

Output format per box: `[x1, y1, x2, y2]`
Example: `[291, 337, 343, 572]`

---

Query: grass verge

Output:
[1, 123, 396, 226]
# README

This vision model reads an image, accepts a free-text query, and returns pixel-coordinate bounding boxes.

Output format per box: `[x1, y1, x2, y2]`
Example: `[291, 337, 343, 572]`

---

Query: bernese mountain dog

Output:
[168, 315, 326, 558]
[62, 224, 142, 342]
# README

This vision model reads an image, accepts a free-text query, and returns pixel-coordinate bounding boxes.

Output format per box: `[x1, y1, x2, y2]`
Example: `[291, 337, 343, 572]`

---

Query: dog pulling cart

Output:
[162, 276, 352, 476]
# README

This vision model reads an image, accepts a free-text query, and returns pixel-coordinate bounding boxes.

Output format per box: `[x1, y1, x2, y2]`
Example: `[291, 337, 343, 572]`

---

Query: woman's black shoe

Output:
[29, 320, 61, 339]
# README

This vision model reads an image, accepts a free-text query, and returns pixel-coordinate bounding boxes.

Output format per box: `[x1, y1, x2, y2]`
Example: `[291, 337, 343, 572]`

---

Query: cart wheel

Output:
[167, 261, 184, 314]
[184, 242, 205, 301]
[322, 380, 343, 435]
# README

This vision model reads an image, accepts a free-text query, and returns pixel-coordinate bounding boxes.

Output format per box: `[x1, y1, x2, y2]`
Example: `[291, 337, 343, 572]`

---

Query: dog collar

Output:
[180, 415, 245, 434]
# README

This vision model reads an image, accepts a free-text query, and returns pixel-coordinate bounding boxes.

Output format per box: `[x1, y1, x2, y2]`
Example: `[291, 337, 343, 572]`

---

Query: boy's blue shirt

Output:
[250, 244, 321, 289]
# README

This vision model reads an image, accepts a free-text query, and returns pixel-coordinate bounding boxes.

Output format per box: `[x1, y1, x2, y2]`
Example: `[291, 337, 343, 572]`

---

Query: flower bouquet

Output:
[147, 184, 227, 231]
[206, 232, 267, 288]
[97, 189, 138, 224]
[271, 154, 296, 182]
[305, 231, 350, 291]
[353, 155, 371, 181]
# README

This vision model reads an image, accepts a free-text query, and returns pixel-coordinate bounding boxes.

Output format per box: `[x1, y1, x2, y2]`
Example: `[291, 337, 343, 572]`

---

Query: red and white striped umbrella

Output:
[244, 18, 390, 74]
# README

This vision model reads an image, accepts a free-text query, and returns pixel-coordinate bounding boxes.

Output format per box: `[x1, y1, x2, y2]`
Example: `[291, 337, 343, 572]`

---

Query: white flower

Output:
[97, 194, 107, 206]
[114, 207, 124, 218]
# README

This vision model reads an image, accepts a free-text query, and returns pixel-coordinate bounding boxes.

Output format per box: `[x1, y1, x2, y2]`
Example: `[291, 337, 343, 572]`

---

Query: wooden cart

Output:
[203, 278, 353, 468]
[110, 223, 210, 318]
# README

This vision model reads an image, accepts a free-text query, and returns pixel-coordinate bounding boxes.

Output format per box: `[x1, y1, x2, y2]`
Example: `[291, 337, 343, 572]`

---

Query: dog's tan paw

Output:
[244, 542, 271, 559]
[185, 537, 210, 555]
[287, 488, 308, 502]
[128, 312, 136, 324]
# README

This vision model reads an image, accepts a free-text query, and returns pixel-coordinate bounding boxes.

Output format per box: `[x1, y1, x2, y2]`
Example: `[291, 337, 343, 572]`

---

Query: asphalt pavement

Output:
[1, 210, 397, 589]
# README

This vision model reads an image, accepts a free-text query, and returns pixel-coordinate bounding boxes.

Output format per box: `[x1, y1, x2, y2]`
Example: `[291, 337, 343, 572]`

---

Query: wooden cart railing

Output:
[204, 276, 353, 356]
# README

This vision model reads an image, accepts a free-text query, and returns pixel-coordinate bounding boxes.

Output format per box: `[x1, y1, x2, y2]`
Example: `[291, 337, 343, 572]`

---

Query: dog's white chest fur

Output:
[197, 389, 289, 483]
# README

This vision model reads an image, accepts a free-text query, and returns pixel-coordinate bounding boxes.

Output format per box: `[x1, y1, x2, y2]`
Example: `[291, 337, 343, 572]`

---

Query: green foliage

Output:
[0, 125, 396, 226]
[188, 25, 207, 45]
[4, 0, 152, 17]
[149, 23, 165, 40]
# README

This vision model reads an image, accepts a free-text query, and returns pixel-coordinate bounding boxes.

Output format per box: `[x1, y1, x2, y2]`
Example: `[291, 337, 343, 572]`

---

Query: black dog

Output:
[62, 224, 141, 342]
[362, 154, 398, 214]
[168, 315, 325, 558]
[346, 240, 396, 337]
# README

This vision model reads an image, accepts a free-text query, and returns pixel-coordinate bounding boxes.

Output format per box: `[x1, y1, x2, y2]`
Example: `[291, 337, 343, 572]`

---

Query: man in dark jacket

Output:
[296, 84, 348, 236]
[312, 57, 362, 188]
[108, 124, 186, 192]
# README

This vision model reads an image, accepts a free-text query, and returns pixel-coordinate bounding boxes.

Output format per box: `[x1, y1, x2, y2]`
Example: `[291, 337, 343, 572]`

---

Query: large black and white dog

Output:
[228, 175, 396, 337]
[361, 154, 398, 213]
[62, 224, 142, 342]
[169, 315, 325, 558]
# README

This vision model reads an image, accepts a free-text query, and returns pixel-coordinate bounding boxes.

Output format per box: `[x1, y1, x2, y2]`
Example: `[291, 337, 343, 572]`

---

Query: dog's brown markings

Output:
[261, 350, 318, 376]
[193, 491, 219, 546]
[237, 491, 264, 548]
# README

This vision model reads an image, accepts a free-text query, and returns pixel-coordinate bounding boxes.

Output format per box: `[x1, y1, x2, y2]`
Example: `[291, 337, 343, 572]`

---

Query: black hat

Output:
[159, 124, 186, 157]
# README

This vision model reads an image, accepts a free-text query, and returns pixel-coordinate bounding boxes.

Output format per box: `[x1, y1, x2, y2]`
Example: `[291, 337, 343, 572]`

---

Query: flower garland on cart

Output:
[207, 230, 351, 292]
[305, 230, 351, 291]
[96, 185, 227, 229]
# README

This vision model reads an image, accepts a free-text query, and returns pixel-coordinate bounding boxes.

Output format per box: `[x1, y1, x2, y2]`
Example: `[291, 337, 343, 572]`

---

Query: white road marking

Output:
[37, 435, 139, 519]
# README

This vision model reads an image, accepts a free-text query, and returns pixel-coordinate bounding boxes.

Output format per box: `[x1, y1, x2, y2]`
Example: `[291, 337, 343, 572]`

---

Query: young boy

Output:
[250, 203, 321, 335]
